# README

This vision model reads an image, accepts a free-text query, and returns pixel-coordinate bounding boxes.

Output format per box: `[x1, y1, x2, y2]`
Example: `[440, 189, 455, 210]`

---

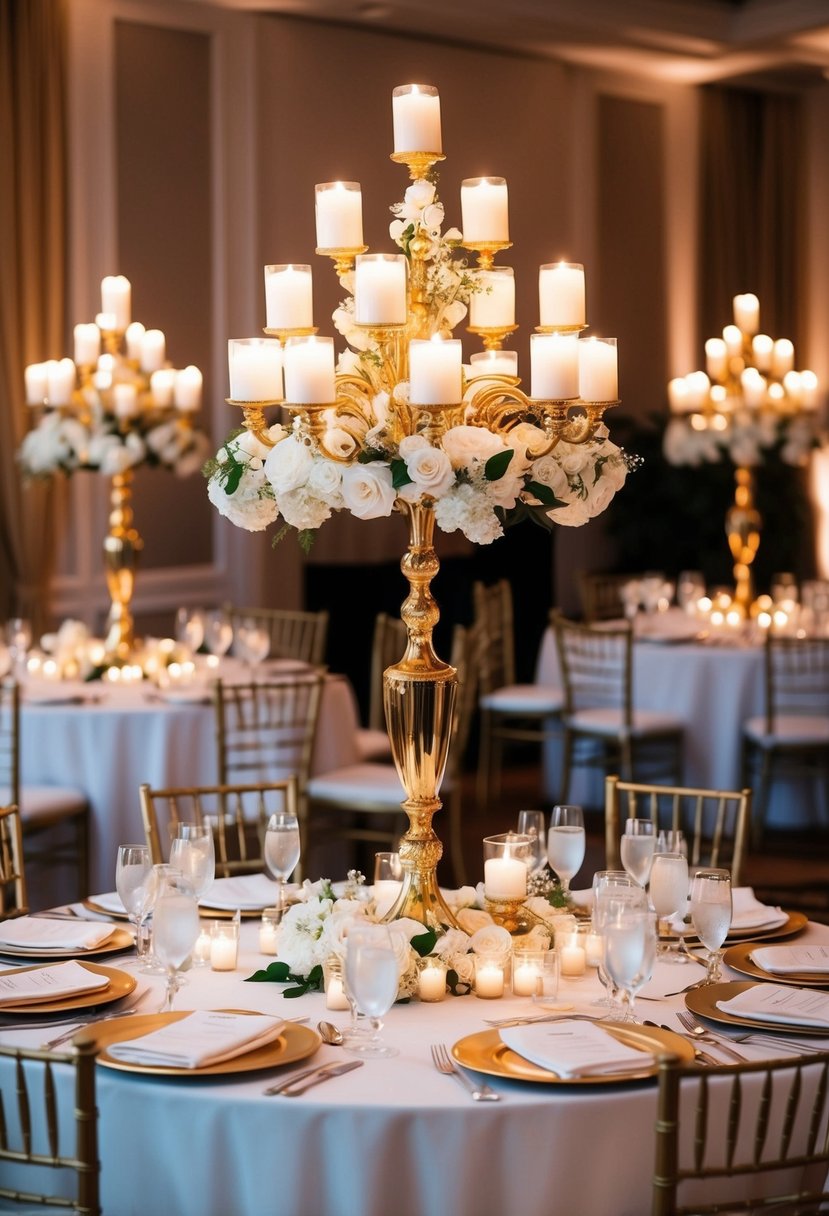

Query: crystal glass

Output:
[546, 804, 585, 894]
[603, 907, 656, 1022]
[115, 844, 154, 958]
[235, 617, 270, 666]
[690, 868, 732, 983]
[203, 609, 233, 658]
[517, 810, 547, 876]
[649, 851, 689, 962]
[343, 924, 399, 1058]
[677, 570, 705, 613]
[620, 818, 655, 887]
[592, 878, 644, 1014]
[264, 811, 300, 914]
[169, 824, 215, 964]
[152, 869, 200, 1012]
[372, 851, 402, 915]
[641, 571, 667, 614]
[175, 607, 205, 654]
[5, 617, 32, 676]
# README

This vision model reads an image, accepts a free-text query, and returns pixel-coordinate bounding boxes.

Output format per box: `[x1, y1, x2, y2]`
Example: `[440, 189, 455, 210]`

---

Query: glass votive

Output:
[373, 851, 402, 916]
[323, 954, 351, 1011]
[510, 949, 545, 998]
[585, 927, 604, 968]
[209, 920, 239, 972]
[258, 908, 280, 955]
[192, 926, 212, 967]
[558, 923, 588, 977]
[418, 957, 447, 1002]
[532, 950, 560, 1003]
[474, 953, 506, 999]
[483, 833, 531, 903]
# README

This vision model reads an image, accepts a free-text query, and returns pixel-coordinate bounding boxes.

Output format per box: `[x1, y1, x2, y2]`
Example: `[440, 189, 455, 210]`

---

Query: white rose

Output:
[431, 928, 471, 961]
[387, 921, 420, 978]
[547, 498, 591, 527]
[323, 427, 358, 460]
[468, 924, 512, 960]
[264, 436, 313, 494]
[586, 476, 618, 518]
[509, 423, 548, 459]
[557, 444, 590, 477]
[455, 907, 494, 935]
[399, 441, 454, 501]
[207, 472, 278, 532]
[341, 462, 396, 519]
[277, 487, 331, 531]
[441, 425, 505, 469]
[527, 455, 569, 503]
[307, 458, 344, 506]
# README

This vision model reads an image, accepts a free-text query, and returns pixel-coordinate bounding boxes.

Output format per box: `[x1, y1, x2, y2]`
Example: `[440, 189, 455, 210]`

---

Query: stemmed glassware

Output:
[175, 607, 206, 655]
[677, 571, 705, 614]
[151, 868, 201, 1012]
[5, 617, 32, 677]
[115, 844, 154, 959]
[517, 810, 547, 877]
[620, 818, 655, 888]
[602, 906, 657, 1023]
[343, 924, 399, 1058]
[203, 609, 234, 660]
[649, 851, 690, 962]
[592, 877, 645, 1015]
[546, 804, 585, 894]
[169, 824, 216, 964]
[264, 811, 300, 916]
[690, 868, 732, 984]
[235, 617, 270, 667]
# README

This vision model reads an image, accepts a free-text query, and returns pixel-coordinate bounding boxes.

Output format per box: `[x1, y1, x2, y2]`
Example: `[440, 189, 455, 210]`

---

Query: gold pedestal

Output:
[726, 466, 761, 614]
[103, 470, 143, 663]
[484, 896, 543, 937]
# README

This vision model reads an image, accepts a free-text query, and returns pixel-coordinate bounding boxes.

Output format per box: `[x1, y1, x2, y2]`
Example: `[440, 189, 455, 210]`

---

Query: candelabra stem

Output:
[726, 465, 761, 614]
[103, 470, 143, 662]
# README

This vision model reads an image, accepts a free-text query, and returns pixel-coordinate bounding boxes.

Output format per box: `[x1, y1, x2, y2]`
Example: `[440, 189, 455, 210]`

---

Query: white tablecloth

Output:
[2, 917, 828, 1216]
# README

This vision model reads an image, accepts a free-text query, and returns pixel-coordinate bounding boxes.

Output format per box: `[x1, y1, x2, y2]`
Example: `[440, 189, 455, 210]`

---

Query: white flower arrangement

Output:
[663, 410, 818, 470]
[206, 178, 630, 547]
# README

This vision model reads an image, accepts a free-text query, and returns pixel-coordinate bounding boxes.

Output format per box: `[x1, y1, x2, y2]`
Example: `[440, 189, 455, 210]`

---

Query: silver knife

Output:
[280, 1059, 363, 1096]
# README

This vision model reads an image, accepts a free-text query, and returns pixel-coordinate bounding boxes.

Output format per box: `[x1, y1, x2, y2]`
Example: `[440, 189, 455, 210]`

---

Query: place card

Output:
[0, 961, 110, 1007]
[500, 1020, 647, 1078]
[108, 1011, 285, 1069]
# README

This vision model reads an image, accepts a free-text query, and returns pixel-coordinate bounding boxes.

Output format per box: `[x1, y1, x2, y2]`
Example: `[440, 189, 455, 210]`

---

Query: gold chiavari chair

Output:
[0, 803, 27, 919]
[652, 1050, 829, 1216]
[225, 604, 329, 666]
[355, 613, 408, 763]
[579, 570, 642, 622]
[0, 1039, 100, 1215]
[605, 775, 751, 887]
[139, 779, 299, 876]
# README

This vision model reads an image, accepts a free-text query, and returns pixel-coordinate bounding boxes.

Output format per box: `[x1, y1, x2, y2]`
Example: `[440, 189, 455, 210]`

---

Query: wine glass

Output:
[5, 617, 32, 677]
[151, 868, 200, 1012]
[517, 810, 547, 876]
[603, 907, 656, 1023]
[169, 824, 215, 963]
[175, 607, 205, 655]
[690, 868, 732, 984]
[235, 617, 270, 666]
[649, 851, 689, 962]
[546, 804, 585, 894]
[264, 811, 300, 915]
[115, 844, 154, 957]
[203, 609, 234, 659]
[343, 924, 399, 1058]
[677, 571, 705, 614]
[592, 878, 645, 1015]
[620, 818, 655, 887]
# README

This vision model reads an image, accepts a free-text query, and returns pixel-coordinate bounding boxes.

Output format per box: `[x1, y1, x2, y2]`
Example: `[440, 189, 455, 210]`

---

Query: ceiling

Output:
[189, 0, 829, 86]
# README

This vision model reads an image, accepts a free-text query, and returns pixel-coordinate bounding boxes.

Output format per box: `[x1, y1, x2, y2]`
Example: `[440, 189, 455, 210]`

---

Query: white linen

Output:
[729, 888, 788, 932]
[199, 875, 285, 911]
[716, 982, 829, 1029]
[0, 916, 116, 951]
[89, 892, 128, 916]
[0, 960, 110, 1006]
[750, 944, 829, 975]
[107, 1010, 285, 1068]
[500, 1020, 649, 1078]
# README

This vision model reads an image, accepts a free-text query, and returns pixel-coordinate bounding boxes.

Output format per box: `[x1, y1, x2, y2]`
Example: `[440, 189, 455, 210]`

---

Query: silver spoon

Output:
[317, 1020, 344, 1046]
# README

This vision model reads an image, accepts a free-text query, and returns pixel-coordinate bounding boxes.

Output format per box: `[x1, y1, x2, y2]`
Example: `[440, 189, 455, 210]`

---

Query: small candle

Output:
[772, 339, 794, 379]
[283, 335, 335, 403]
[418, 962, 447, 1002]
[354, 254, 407, 326]
[511, 958, 540, 997]
[193, 930, 212, 964]
[559, 935, 586, 977]
[460, 177, 509, 244]
[752, 334, 773, 372]
[474, 959, 505, 999]
[578, 337, 617, 402]
[667, 377, 691, 414]
[264, 264, 313, 330]
[173, 365, 203, 411]
[585, 932, 604, 967]
[539, 262, 585, 328]
[228, 338, 284, 401]
[469, 350, 518, 378]
[24, 362, 48, 404]
[392, 83, 442, 154]
[74, 323, 101, 366]
[531, 333, 578, 400]
[468, 267, 515, 329]
[125, 321, 145, 361]
[733, 292, 759, 335]
[46, 358, 76, 406]
[315, 181, 363, 249]
[101, 275, 131, 329]
[150, 368, 176, 407]
[723, 324, 743, 356]
[483, 856, 527, 901]
[258, 920, 278, 955]
[409, 337, 463, 405]
[113, 382, 139, 419]
[704, 338, 727, 381]
[210, 929, 238, 971]
[325, 975, 350, 1011]
[140, 329, 166, 373]
[741, 367, 766, 408]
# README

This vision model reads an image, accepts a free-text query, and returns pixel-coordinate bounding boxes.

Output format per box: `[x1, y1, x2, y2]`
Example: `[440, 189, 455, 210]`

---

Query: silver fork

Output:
[733, 1033, 829, 1056]
[430, 1043, 500, 1101]
[676, 1010, 748, 1062]
[40, 989, 151, 1050]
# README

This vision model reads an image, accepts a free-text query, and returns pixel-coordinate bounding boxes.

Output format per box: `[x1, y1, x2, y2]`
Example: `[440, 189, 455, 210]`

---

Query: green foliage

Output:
[409, 928, 438, 957]
[484, 449, 514, 482]
[391, 458, 414, 490]
[245, 960, 324, 998]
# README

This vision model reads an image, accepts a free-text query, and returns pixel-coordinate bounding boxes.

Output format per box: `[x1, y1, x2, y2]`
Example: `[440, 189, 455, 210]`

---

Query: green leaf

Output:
[358, 446, 387, 464]
[391, 458, 414, 490]
[410, 929, 438, 957]
[525, 480, 566, 508]
[297, 528, 316, 555]
[484, 449, 514, 482]
[223, 460, 244, 495]
[245, 960, 291, 983]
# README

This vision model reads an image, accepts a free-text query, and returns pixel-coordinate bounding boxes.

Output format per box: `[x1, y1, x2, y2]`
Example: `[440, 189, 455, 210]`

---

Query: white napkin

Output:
[199, 874, 284, 911]
[729, 888, 788, 932]
[0, 960, 111, 1007]
[107, 1010, 285, 1068]
[569, 888, 593, 913]
[500, 1020, 649, 1078]
[0, 916, 116, 952]
[750, 944, 829, 977]
[716, 983, 829, 1029]
[88, 892, 128, 916]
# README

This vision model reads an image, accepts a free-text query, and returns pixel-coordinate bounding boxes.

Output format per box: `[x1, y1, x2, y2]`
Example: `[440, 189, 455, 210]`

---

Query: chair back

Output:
[448, 622, 479, 782]
[0, 681, 21, 806]
[605, 775, 750, 886]
[368, 613, 408, 731]
[139, 779, 299, 875]
[652, 1050, 829, 1216]
[764, 634, 829, 733]
[552, 612, 634, 726]
[214, 673, 323, 789]
[226, 605, 329, 666]
[472, 580, 516, 694]
[0, 1040, 100, 1215]
[0, 803, 27, 917]
[579, 571, 640, 622]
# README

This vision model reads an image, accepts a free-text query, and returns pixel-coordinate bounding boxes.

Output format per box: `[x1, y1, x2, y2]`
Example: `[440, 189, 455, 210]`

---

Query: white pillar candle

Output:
[46, 358, 76, 406]
[409, 337, 463, 405]
[101, 275, 131, 329]
[752, 334, 773, 372]
[140, 329, 166, 374]
[354, 254, 407, 326]
[668, 377, 691, 413]
[469, 350, 518, 378]
[511, 958, 541, 997]
[392, 83, 442, 154]
[418, 963, 447, 1002]
[325, 975, 351, 1011]
[460, 177, 509, 243]
[483, 856, 527, 901]
[474, 960, 505, 999]
[722, 324, 742, 357]
[684, 370, 711, 409]
[704, 338, 728, 381]
[113, 382, 139, 419]
[800, 370, 819, 408]
[539, 262, 585, 328]
[124, 321, 145, 361]
[210, 933, 238, 971]
[531, 333, 579, 400]
[315, 181, 363, 249]
[258, 921, 278, 955]
[95, 311, 117, 332]
[24, 362, 48, 404]
[741, 367, 767, 408]
[74, 323, 101, 366]
[468, 267, 515, 329]
[173, 365, 203, 411]
[150, 368, 176, 407]
[264, 264, 313, 330]
[578, 337, 618, 402]
[733, 293, 759, 335]
[228, 338, 283, 401]
[283, 336, 335, 403]
[772, 338, 794, 379]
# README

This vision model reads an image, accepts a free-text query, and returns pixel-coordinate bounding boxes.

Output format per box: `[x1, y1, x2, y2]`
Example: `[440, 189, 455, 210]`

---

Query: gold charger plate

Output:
[662, 910, 807, 946]
[451, 1023, 694, 1085]
[686, 980, 829, 1036]
[82, 898, 129, 921]
[723, 942, 829, 989]
[77, 1011, 321, 1077]
[0, 927, 134, 962]
[0, 962, 136, 1014]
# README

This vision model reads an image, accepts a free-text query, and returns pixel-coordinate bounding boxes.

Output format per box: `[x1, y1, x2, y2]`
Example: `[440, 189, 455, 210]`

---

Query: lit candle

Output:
[392, 83, 442, 154]
[733, 293, 759, 335]
[741, 367, 766, 408]
[150, 368, 176, 407]
[264, 264, 313, 330]
[228, 338, 284, 401]
[354, 254, 407, 326]
[24, 363, 48, 404]
[752, 334, 773, 372]
[125, 321, 145, 361]
[113, 382, 139, 419]
[100, 275, 131, 330]
[668, 377, 691, 414]
[801, 370, 819, 408]
[722, 324, 743, 356]
[210, 930, 238, 971]
[685, 370, 711, 409]
[538, 262, 585, 328]
[460, 177, 509, 243]
[325, 975, 350, 1011]
[95, 311, 117, 333]
[193, 930, 212, 964]
[772, 339, 794, 379]
[468, 267, 515, 329]
[409, 337, 463, 405]
[315, 181, 364, 249]
[173, 365, 203, 411]
[704, 338, 727, 381]
[483, 856, 527, 901]
[585, 932, 604, 968]
[418, 962, 447, 1002]
[511, 957, 541, 997]
[74, 323, 101, 366]
[469, 350, 518, 378]
[474, 959, 505, 999]
[258, 919, 278, 955]
[46, 358, 77, 406]
[559, 942, 585, 976]
[578, 337, 618, 402]
[530, 333, 578, 400]
[283, 336, 336, 403]
[140, 329, 166, 373]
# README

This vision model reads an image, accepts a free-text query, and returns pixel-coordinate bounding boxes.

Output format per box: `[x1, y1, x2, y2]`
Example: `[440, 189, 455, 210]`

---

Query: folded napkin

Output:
[199, 874, 284, 911]
[108, 1010, 285, 1068]
[750, 944, 829, 976]
[670, 886, 787, 935]
[0, 916, 116, 952]
[569, 888, 593, 913]
[500, 1020, 649, 1079]
[0, 960, 111, 1007]
[716, 983, 829, 1029]
[88, 892, 128, 916]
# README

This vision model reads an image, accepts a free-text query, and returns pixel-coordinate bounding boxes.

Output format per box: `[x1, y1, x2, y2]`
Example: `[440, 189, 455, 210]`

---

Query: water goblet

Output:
[649, 851, 689, 963]
[546, 804, 585, 895]
[5, 617, 32, 677]
[620, 818, 655, 888]
[677, 570, 705, 614]
[175, 607, 205, 655]
[264, 811, 300, 916]
[603, 906, 656, 1023]
[592, 879, 644, 1015]
[203, 609, 234, 659]
[517, 810, 547, 876]
[151, 868, 201, 1012]
[343, 924, 399, 1058]
[690, 868, 732, 984]
[235, 617, 270, 667]
[115, 844, 154, 957]
[169, 824, 216, 964]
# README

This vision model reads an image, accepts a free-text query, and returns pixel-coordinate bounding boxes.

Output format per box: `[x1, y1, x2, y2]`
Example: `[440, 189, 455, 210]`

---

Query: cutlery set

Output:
[264, 1059, 363, 1096]
[430, 1043, 500, 1101]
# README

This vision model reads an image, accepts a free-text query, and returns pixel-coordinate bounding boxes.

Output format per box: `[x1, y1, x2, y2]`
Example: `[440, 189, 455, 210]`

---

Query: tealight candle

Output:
[483, 856, 527, 901]
[511, 952, 543, 997]
[354, 254, 407, 326]
[315, 181, 363, 249]
[585, 931, 604, 968]
[474, 956, 505, 999]
[210, 924, 239, 971]
[418, 960, 447, 1002]
[74, 323, 101, 366]
[468, 267, 515, 329]
[558, 929, 586, 977]
[469, 350, 518, 378]
[409, 337, 463, 405]
[193, 929, 212, 965]
[392, 83, 442, 154]
[530, 333, 578, 400]
[538, 262, 585, 328]
[264, 264, 313, 330]
[228, 338, 284, 402]
[323, 955, 351, 1011]
[578, 337, 617, 402]
[460, 177, 509, 244]
[101, 275, 131, 330]
[283, 336, 335, 403]
[258, 914, 279, 955]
